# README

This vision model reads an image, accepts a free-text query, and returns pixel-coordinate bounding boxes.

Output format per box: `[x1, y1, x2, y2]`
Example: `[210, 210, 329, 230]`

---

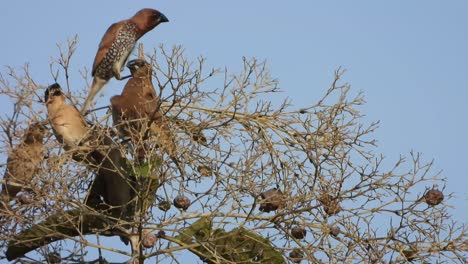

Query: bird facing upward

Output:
[81, 8, 169, 113]
[110, 59, 177, 159]
[46, 83, 89, 151]
[1, 122, 45, 202]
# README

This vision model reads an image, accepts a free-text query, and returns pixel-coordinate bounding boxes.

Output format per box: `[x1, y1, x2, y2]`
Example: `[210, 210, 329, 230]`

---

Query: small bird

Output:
[0, 123, 46, 203]
[110, 59, 178, 162]
[46, 83, 123, 167]
[46, 83, 89, 150]
[81, 8, 169, 113]
[86, 136, 135, 220]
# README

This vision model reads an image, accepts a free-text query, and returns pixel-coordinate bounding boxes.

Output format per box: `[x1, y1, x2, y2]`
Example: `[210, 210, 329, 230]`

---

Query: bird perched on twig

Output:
[45, 83, 95, 163]
[110, 59, 183, 174]
[0, 123, 46, 204]
[81, 8, 169, 113]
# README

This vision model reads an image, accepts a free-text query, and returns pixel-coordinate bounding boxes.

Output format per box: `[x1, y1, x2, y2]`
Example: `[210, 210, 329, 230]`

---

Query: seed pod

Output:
[17, 193, 33, 205]
[424, 189, 444, 206]
[173, 195, 191, 210]
[157, 230, 166, 238]
[158, 200, 171, 211]
[184, 121, 207, 144]
[319, 193, 342, 216]
[191, 129, 207, 144]
[46, 252, 61, 264]
[402, 248, 418, 261]
[329, 225, 341, 237]
[289, 248, 304, 263]
[290, 226, 307, 239]
[258, 188, 285, 213]
[197, 165, 213, 177]
[143, 232, 157, 248]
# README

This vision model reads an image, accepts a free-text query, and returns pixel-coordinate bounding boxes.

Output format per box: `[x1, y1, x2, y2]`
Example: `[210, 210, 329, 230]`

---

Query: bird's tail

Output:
[81, 77, 108, 114]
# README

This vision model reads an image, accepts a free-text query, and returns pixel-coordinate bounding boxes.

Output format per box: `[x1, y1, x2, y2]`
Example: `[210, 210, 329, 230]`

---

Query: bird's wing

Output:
[92, 21, 124, 76]
[61, 104, 88, 131]
[140, 81, 163, 121]
[110, 94, 143, 139]
[55, 105, 89, 145]
[1, 146, 37, 198]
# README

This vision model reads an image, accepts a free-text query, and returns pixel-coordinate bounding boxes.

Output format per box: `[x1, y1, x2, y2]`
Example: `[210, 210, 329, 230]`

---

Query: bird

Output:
[46, 83, 89, 149]
[81, 8, 169, 113]
[0, 122, 46, 203]
[85, 136, 135, 221]
[110, 59, 179, 164]
[45, 83, 122, 167]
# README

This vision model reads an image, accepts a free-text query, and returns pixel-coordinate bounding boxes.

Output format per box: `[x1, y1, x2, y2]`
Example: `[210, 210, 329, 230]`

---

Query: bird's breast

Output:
[50, 115, 87, 147]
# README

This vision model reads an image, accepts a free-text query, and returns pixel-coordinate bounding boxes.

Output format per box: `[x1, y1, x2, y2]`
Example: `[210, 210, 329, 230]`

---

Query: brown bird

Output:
[46, 83, 89, 152]
[85, 136, 135, 221]
[110, 59, 182, 173]
[81, 8, 169, 113]
[0, 123, 45, 203]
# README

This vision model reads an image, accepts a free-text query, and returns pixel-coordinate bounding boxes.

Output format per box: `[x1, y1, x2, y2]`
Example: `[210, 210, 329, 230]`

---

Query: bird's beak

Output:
[159, 13, 169, 23]
[45, 83, 62, 102]
[126, 59, 137, 69]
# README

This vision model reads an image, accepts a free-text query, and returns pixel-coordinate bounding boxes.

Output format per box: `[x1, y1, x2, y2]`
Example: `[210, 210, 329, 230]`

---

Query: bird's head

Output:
[44, 83, 63, 103]
[132, 8, 169, 32]
[127, 59, 152, 78]
[24, 122, 47, 144]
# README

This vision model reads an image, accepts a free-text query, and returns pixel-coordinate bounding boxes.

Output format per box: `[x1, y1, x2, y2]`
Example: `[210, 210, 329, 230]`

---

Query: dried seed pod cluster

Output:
[424, 188, 444, 206]
[319, 193, 342, 216]
[157, 230, 166, 238]
[402, 248, 418, 261]
[289, 248, 304, 263]
[173, 195, 191, 210]
[17, 193, 33, 205]
[329, 225, 341, 237]
[143, 232, 157, 248]
[290, 226, 307, 239]
[258, 188, 285, 213]
[158, 200, 171, 211]
[197, 165, 213, 177]
[46, 252, 61, 264]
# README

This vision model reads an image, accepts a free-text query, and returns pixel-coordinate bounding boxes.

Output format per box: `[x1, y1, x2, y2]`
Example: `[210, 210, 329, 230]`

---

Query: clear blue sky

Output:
[1, 0, 466, 261]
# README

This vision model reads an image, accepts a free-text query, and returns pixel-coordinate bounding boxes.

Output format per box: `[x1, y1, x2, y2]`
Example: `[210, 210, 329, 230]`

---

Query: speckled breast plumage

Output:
[94, 22, 138, 80]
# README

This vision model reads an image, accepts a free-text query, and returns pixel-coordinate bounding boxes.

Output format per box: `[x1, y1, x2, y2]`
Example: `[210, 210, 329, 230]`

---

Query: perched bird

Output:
[110, 59, 178, 162]
[86, 136, 135, 221]
[0, 123, 46, 202]
[81, 8, 169, 113]
[46, 83, 123, 168]
[46, 83, 89, 151]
